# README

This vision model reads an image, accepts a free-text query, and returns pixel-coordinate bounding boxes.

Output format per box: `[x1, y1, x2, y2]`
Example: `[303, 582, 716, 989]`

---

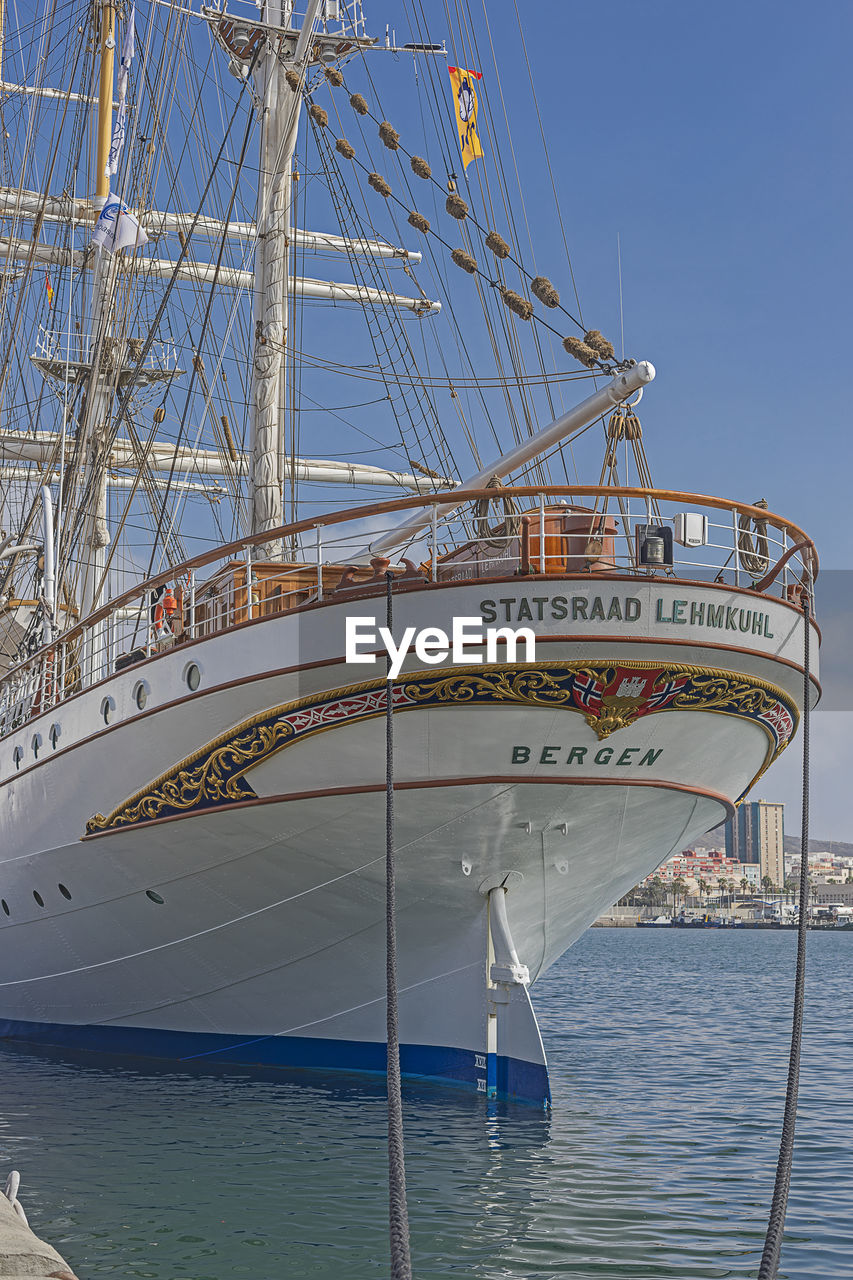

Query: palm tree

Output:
[672, 877, 689, 916]
[652, 875, 667, 905]
[761, 874, 775, 895]
[697, 878, 709, 914]
[740, 876, 749, 899]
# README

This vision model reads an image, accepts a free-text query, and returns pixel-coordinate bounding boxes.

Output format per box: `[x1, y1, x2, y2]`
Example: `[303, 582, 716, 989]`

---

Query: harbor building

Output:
[811, 882, 853, 906]
[725, 799, 785, 887]
[642, 850, 760, 897]
[787, 851, 853, 882]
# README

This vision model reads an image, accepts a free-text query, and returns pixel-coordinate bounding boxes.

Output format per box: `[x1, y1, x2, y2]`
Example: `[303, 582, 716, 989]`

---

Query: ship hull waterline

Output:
[0, 577, 817, 1104]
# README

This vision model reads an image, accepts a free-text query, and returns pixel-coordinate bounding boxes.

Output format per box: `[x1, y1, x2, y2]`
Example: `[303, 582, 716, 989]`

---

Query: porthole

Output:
[12, 745, 23, 771]
[146, 889, 165, 905]
[49, 723, 61, 749]
[31, 733, 42, 759]
[33, 891, 44, 908]
[133, 681, 149, 711]
[184, 662, 201, 692]
[1, 900, 8, 916]
[58, 883, 72, 900]
[100, 695, 116, 726]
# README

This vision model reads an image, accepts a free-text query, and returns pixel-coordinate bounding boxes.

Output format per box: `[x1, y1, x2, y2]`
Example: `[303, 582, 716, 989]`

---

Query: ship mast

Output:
[76, 0, 117, 629]
[95, 2, 115, 205]
[250, 1, 321, 558]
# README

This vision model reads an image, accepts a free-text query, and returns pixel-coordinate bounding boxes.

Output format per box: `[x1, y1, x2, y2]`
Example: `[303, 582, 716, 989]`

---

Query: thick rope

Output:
[757, 592, 811, 1279]
[473, 474, 521, 546]
[385, 572, 413, 1280]
[737, 500, 770, 578]
[3, 1171, 28, 1226]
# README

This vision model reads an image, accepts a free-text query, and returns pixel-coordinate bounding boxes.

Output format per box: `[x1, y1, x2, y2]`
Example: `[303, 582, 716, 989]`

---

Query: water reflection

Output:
[0, 1045, 554, 1279]
[0, 930, 850, 1278]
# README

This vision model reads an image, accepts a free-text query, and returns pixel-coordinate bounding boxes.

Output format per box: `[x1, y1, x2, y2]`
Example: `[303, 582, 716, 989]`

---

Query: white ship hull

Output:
[0, 578, 816, 1103]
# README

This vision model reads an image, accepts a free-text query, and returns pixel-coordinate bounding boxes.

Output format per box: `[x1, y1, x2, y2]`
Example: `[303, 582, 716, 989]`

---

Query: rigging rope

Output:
[472, 473, 520, 545]
[310, 109, 457, 485]
[40, 8, 254, 604]
[737, 499, 770, 578]
[103, 41, 263, 590]
[756, 590, 811, 1280]
[329, 65, 604, 347]
[448, 0, 568, 444]
[384, 571, 413, 1280]
[335, 28, 541, 464]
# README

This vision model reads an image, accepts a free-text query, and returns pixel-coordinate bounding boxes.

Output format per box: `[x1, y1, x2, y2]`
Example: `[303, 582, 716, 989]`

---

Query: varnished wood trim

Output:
[82, 774, 735, 839]
[1, 485, 816, 692]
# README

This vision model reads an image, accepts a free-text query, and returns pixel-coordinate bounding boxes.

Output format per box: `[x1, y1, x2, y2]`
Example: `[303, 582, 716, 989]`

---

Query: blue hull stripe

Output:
[0, 1017, 550, 1105]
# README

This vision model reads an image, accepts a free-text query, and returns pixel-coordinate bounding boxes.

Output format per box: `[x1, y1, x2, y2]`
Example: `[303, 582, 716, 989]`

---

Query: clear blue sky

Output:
[353, 0, 852, 841]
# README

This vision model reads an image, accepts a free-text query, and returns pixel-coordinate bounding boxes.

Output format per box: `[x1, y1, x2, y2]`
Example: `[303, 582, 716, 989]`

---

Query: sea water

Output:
[0, 928, 849, 1279]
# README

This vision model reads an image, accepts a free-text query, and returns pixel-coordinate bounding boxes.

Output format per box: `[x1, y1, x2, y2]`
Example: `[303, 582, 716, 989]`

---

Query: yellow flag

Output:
[448, 66, 484, 169]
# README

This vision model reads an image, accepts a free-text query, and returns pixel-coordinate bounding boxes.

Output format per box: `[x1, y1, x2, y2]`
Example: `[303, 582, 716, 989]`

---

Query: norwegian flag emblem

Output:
[572, 671, 602, 710]
[645, 675, 689, 710]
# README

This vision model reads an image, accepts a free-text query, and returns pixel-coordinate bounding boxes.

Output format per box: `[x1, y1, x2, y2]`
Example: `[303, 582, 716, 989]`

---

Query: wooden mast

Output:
[95, 1, 116, 199]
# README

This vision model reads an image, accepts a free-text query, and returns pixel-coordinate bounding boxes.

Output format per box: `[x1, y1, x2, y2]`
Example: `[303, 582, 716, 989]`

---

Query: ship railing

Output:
[0, 486, 816, 739]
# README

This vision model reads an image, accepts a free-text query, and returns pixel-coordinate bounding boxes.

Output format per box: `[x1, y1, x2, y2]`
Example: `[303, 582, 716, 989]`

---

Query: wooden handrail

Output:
[0, 485, 818, 690]
[752, 541, 815, 595]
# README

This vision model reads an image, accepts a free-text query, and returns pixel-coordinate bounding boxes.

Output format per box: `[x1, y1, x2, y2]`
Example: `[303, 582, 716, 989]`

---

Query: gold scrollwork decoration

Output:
[85, 660, 799, 836]
[400, 667, 580, 708]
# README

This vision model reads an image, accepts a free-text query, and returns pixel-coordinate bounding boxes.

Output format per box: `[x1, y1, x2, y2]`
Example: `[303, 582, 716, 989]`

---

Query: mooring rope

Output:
[385, 572, 413, 1280]
[3, 1170, 28, 1226]
[757, 592, 811, 1279]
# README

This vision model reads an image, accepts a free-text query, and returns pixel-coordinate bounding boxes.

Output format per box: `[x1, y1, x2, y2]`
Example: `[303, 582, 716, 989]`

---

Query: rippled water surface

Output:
[1, 929, 850, 1278]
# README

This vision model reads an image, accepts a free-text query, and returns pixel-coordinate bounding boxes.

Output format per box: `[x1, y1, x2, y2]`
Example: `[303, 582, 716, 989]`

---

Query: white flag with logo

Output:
[108, 5, 135, 175]
[92, 194, 148, 253]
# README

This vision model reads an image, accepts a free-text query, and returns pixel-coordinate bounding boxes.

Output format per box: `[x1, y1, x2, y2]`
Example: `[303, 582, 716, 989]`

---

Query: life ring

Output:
[152, 601, 170, 639]
[152, 587, 178, 639]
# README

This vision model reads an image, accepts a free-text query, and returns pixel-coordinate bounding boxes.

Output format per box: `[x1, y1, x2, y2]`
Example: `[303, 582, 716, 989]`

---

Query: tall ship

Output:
[0, 0, 818, 1104]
